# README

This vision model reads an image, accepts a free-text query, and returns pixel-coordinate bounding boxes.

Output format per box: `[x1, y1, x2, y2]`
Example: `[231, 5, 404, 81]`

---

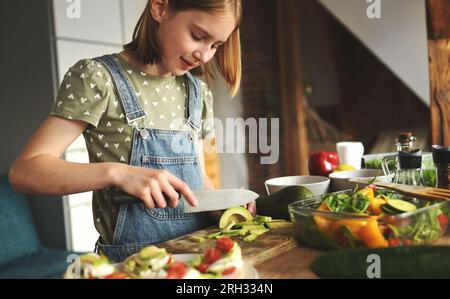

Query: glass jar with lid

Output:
[383, 149, 423, 185]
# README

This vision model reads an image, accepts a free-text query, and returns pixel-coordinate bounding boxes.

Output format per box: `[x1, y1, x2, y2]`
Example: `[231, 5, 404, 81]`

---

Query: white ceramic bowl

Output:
[264, 175, 330, 196]
[328, 169, 388, 192]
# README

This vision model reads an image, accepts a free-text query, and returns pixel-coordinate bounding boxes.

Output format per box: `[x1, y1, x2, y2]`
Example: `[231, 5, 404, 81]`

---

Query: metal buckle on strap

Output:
[126, 111, 148, 124]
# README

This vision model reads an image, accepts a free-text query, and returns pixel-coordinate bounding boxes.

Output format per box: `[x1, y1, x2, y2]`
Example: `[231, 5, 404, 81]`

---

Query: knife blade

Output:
[108, 188, 259, 213]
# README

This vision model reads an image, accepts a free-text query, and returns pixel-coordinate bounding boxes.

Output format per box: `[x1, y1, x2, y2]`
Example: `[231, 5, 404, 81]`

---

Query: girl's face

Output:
[155, 8, 237, 77]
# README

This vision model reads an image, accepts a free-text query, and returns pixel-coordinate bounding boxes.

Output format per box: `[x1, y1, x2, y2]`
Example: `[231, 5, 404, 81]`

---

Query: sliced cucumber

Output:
[381, 204, 401, 215]
[266, 221, 294, 229]
[341, 225, 357, 248]
[386, 199, 417, 213]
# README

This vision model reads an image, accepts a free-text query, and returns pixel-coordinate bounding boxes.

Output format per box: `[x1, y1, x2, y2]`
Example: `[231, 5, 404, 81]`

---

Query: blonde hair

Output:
[124, 0, 242, 96]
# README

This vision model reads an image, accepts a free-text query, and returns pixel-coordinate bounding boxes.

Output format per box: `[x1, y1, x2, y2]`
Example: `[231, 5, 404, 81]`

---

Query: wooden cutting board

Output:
[158, 227, 297, 266]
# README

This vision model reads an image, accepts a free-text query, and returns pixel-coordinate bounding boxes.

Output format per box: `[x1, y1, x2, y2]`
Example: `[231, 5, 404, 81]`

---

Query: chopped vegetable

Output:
[213, 207, 294, 242]
[301, 186, 449, 249]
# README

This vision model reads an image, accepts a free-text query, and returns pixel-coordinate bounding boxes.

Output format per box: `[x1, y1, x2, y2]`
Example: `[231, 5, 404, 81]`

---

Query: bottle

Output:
[396, 132, 416, 152]
[381, 132, 417, 180]
[390, 149, 423, 186]
[432, 145, 450, 189]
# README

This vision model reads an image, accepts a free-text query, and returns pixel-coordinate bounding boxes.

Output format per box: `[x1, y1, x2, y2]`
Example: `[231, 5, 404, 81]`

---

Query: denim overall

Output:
[92, 55, 211, 262]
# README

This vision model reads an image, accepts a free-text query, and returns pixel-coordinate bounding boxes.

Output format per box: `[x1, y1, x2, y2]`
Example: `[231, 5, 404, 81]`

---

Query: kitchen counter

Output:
[255, 245, 322, 279]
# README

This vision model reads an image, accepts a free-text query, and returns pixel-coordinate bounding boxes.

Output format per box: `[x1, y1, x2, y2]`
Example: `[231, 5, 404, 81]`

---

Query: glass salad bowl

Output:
[288, 187, 450, 250]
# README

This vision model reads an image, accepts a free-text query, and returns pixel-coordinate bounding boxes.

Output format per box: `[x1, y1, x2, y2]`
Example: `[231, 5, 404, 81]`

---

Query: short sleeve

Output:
[50, 59, 112, 128]
[200, 81, 215, 140]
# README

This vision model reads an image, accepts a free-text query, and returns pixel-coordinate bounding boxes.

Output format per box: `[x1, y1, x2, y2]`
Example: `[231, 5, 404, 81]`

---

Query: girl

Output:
[9, 0, 254, 262]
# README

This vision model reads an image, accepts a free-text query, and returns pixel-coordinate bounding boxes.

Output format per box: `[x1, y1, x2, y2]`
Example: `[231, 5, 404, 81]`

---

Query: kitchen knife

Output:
[108, 188, 259, 213]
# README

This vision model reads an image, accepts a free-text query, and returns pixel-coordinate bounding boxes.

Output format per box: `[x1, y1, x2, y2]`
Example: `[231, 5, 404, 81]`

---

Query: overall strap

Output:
[93, 55, 147, 124]
[185, 72, 202, 133]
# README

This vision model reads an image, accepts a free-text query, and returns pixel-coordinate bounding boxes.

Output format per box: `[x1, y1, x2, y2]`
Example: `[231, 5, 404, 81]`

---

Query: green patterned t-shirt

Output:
[50, 53, 215, 244]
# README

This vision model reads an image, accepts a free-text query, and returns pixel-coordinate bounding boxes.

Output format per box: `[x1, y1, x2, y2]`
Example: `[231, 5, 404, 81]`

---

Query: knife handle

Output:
[108, 188, 181, 205]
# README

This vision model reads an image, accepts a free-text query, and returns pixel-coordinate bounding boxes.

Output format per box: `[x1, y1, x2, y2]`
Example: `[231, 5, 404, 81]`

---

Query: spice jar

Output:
[432, 145, 450, 189]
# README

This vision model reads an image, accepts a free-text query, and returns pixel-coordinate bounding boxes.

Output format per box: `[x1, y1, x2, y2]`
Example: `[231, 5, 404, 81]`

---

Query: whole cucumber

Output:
[311, 246, 450, 279]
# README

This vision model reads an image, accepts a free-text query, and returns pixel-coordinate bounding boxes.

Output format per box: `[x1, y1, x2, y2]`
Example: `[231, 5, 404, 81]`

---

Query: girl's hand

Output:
[113, 164, 198, 209]
[246, 200, 257, 217]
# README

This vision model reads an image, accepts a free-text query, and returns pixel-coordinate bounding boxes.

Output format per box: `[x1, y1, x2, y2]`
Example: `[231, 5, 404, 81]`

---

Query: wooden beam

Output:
[276, 0, 309, 175]
[426, 0, 450, 39]
[426, 0, 450, 146]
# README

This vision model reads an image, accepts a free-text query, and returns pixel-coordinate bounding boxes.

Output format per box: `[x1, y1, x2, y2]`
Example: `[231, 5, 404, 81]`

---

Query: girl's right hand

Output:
[112, 164, 198, 209]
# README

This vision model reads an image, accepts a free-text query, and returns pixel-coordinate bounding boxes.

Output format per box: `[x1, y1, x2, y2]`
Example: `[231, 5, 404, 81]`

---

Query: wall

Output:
[319, 0, 430, 105]
[209, 75, 249, 189]
[297, 0, 340, 109]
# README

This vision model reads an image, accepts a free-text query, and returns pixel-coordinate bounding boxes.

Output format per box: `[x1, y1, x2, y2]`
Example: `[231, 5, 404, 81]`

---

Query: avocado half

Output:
[256, 185, 315, 220]
[219, 207, 254, 229]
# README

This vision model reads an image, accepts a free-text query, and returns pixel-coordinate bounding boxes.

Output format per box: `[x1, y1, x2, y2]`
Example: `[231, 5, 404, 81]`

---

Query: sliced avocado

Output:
[266, 221, 294, 229]
[80, 253, 108, 265]
[238, 224, 266, 230]
[189, 236, 206, 243]
[386, 199, 417, 213]
[223, 220, 237, 232]
[126, 259, 136, 271]
[243, 228, 269, 242]
[381, 204, 401, 215]
[256, 186, 315, 220]
[266, 219, 288, 223]
[249, 228, 269, 235]
[207, 231, 223, 239]
[139, 246, 166, 260]
[188, 255, 203, 268]
[234, 220, 258, 228]
[219, 207, 253, 229]
[220, 229, 246, 237]
[254, 216, 272, 223]
[243, 233, 258, 242]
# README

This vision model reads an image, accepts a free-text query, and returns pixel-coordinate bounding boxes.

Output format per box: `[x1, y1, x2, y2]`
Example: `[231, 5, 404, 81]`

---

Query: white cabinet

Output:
[55, 40, 122, 86]
[64, 199, 99, 252]
[52, 0, 124, 44]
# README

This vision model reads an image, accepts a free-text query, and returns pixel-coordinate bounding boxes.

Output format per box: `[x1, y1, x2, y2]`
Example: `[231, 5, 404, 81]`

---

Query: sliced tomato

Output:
[222, 266, 236, 276]
[402, 239, 412, 246]
[216, 237, 234, 253]
[204, 248, 222, 264]
[388, 238, 402, 247]
[104, 272, 129, 279]
[167, 262, 187, 279]
[438, 214, 449, 230]
[196, 263, 209, 273]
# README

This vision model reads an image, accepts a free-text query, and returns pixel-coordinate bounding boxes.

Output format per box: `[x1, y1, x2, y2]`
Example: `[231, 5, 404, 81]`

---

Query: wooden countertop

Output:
[254, 234, 450, 279]
[255, 245, 322, 279]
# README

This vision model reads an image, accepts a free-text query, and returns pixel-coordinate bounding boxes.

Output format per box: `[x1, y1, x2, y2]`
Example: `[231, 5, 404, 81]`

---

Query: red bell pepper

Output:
[438, 214, 449, 230]
[308, 152, 339, 176]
